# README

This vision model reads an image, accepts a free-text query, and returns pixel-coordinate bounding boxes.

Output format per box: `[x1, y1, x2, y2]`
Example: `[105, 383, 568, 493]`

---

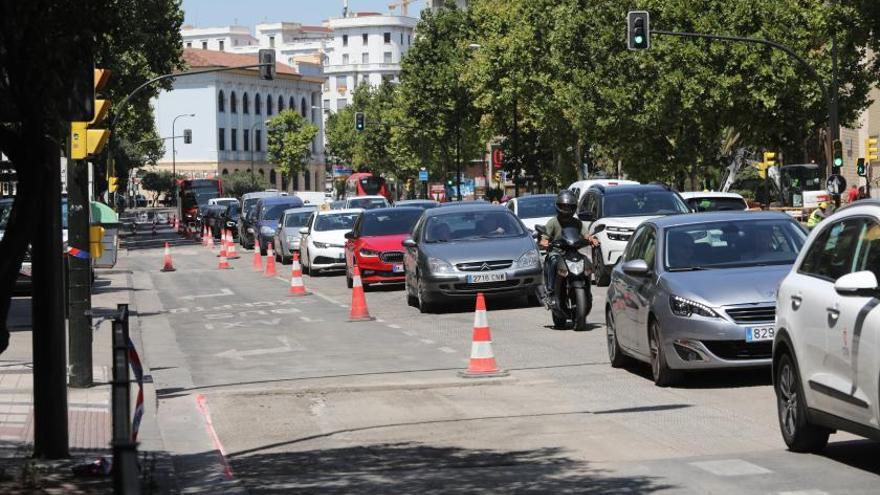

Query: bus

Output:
[344, 172, 391, 201]
[177, 178, 222, 228]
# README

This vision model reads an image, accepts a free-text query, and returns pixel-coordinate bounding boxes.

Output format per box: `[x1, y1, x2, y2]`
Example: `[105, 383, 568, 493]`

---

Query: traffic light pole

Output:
[67, 156, 93, 388]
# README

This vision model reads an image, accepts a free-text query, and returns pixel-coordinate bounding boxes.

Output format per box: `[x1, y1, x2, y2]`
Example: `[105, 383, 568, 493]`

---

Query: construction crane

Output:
[388, 0, 415, 16]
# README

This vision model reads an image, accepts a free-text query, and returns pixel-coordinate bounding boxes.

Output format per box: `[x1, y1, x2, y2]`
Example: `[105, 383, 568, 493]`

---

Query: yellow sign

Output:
[89, 225, 105, 258]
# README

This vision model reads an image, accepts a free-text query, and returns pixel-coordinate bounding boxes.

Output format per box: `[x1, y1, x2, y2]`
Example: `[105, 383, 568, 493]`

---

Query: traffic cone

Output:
[264, 242, 277, 277]
[227, 230, 240, 259]
[288, 251, 311, 296]
[218, 251, 232, 270]
[201, 226, 208, 247]
[252, 238, 263, 271]
[206, 230, 215, 250]
[217, 229, 228, 258]
[348, 265, 375, 322]
[460, 293, 508, 378]
[160, 242, 176, 272]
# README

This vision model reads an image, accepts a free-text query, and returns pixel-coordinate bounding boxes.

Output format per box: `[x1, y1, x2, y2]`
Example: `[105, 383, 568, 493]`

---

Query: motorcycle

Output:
[534, 225, 593, 331]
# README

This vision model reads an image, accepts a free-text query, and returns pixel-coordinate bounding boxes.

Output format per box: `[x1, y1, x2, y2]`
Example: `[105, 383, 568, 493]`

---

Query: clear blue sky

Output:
[182, 0, 426, 28]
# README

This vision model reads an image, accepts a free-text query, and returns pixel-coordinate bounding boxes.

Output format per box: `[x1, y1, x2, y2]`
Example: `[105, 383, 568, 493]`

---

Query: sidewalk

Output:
[0, 269, 173, 493]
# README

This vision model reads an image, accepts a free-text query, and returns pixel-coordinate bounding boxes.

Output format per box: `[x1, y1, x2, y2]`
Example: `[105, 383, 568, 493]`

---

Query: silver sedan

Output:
[273, 206, 316, 265]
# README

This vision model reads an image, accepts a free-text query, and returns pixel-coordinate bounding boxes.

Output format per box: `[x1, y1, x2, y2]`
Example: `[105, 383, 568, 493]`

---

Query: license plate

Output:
[467, 273, 507, 284]
[745, 326, 775, 342]
[392, 264, 404, 273]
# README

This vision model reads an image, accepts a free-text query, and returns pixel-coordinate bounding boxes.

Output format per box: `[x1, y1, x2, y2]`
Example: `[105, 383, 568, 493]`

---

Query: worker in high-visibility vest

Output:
[807, 202, 828, 229]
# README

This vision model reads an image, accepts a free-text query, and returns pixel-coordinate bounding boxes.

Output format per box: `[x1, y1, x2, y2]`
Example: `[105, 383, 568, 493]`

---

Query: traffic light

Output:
[857, 158, 866, 177]
[355, 112, 365, 132]
[258, 49, 276, 80]
[89, 225, 105, 259]
[627, 11, 650, 51]
[832, 139, 844, 168]
[866, 135, 879, 162]
[757, 151, 776, 179]
[70, 69, 111, 160]
[183, 129, 192, 144]
[108, 177, 119, 193]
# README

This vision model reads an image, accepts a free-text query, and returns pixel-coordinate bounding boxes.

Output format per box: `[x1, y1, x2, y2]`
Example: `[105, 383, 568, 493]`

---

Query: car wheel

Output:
[606, 307, 629, 368]
[595, 252, 612, 287]
[526, 290, 541, 307]
[573, 287, 589, 331]
[775, 353, 830, 452]
[302, 257, 311, 276]
[417, 279, 435, 314]
[649, 319, 679, 387]
[346, 269, 353, 289]
[406, 278, 418, 307]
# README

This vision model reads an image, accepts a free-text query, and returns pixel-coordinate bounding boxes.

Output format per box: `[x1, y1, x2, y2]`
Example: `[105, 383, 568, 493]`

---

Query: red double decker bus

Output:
[177, 178, 222, 228]
[344, 172, 390, 201]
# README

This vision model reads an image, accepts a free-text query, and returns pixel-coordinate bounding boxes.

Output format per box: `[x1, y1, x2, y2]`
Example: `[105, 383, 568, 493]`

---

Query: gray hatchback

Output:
[605, 211, 807, 386]
[402, 204, 543, 313]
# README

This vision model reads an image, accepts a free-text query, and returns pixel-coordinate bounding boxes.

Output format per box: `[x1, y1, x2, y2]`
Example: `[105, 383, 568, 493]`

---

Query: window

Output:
[342, 34, 348, 47]
[300, 98, 307, 117]
[362, 33, 368, 45]
[244, 129, 250, 151]
[218, 128, 225, 151]
[254, 94, 261, 114]
[384, 52, 392, 63]
[800, 218, 870, 281]
[222, 168, 229, 175]
[217, 90, 225, 112]
[342, 53, 349, 64]
[269, 36, 275, 48]
[277, 95, 284, 112]
[293, 173, 299, 191]
[242, 93, 249, 114]
[337, 98, 348, 109]
[384, 32, 391, 44]
[630, 226, 657, 269]
[255, 130, 262, 152]
[218, 40, 224, 51]
[230, 91, 237, 113]
[323, 98, 330, 110]
[362, 52, 369, 64]
[382, 74, 394, 84]
[201, 41, 208, 50]
[315, 171, 320, 191]
[323, 79, 330, 92]
[231, 129, 237, 151]
[400, 33, 404, 44]
[362, 74, 370, 85]
[408, 35, 411, 45]
[186, 42, 192, 48]
[290, 96, 295, 112]
[270, 169, 276, 185]
[853, 221, 880, 280]
[304, 169, 311, 190]
[266, 95, 273, 115]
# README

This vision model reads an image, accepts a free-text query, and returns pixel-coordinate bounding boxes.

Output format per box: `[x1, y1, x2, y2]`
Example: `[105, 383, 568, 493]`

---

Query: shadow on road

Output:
[622, 363, 771, 389]
[218, 442, 675, 494]
[819, 439, 880, 475]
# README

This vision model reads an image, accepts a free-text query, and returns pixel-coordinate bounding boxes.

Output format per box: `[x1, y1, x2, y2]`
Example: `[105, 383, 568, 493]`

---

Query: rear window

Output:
[603, 190, 690, 217]
[360, 210, 422, 236]
[284, 211, 313, 228]
[315, 213, 360, 232]
[348, 197, 388, 210]
[687, 197, 748, 212]
[517, 196, 556, 219]
[262, 201, 302, 220]
[424, 210, 524, 243]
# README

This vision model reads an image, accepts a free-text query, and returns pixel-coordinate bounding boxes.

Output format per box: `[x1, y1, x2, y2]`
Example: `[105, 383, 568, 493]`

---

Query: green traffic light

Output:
[635, 36, 644, 44]
[834, 158, 843, 167]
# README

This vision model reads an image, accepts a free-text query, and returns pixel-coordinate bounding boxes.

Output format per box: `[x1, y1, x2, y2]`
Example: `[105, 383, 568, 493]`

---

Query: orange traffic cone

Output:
[460, 293, 508, 378]
[201, 226, 208, 247]
[264, 242, 277, 277]
[218, 251, 232, 270]
[252, 238, 263, 271]
[160, 242, 176, 272]
[227, 230, 240, 260]
[348, 265, 375, 322]
[206, 230, 215, 250]
[217, 229, 228, 258]
[288, 251, 311, 296]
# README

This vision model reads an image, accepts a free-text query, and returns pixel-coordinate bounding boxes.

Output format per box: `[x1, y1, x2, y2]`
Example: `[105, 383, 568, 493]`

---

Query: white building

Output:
[150, 49, 326, 192]
[180, 25, 258, 52]
[321, 13, 418, 113]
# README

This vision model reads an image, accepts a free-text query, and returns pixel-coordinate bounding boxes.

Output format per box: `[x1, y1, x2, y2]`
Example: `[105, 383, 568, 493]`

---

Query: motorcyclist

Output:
[539, 190, 600, 305]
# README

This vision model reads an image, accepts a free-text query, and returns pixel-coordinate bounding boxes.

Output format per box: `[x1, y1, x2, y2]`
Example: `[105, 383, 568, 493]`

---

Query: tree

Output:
[266, 110, 319, 191]
[140, 170, 177, 204]
[325, 105, 358, 167]
[222, 170, 269, 198]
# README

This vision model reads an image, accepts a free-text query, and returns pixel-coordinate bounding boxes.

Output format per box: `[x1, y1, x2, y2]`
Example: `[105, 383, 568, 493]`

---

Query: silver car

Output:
[273, 206, 317, 265]
[403, 204, 542, 313]
[605, 211, 807, 386]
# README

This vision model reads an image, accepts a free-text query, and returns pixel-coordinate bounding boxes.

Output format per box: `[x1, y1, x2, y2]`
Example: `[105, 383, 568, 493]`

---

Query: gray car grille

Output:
[726, 306, 776, 324]
[456, 260, 513, 272]
[380, 251, 404, 263]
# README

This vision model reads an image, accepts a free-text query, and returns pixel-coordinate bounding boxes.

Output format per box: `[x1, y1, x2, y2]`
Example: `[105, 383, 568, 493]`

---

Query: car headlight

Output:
[428, 257, 454, 274]
[359, 248, 380, 257]
[565, 259, 585, 275]
[260, 226, 276, 236]
[606, 226, 635, 242]
[670, 295, 719, 318]
[313, 241, 329, 249]
[226, 221, 236, 227]
[517, 250, 541, 269]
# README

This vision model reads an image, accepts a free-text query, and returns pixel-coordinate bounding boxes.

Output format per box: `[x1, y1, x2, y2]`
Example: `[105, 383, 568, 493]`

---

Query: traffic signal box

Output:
[759, 151, 777, 179]
[89, 225, 105, 259]
[862, 136, 879, 177]
[70, 69, 111, 160]
[627, 11, 650, 50]
[355, 112, 365, 132]
[832, 140, 844, 169]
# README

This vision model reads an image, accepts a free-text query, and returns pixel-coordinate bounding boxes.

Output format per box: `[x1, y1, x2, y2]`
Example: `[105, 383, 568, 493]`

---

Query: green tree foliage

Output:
[221, 170, 269, 198]
[140, 170, 178, 203]
[266, 110, 319, 189]
[325, 105, 358, 167]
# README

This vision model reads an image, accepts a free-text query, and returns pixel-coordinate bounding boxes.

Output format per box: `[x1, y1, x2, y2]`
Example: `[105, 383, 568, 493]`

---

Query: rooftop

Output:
[182, 48, 298, 76]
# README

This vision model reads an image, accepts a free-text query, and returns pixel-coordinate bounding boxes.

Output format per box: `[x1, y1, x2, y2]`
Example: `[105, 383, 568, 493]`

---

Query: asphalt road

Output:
[124, 227, 880, 494]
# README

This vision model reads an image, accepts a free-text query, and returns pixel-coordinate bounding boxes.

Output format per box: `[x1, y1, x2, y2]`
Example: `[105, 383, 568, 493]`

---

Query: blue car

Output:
[253, 196, 304, 255]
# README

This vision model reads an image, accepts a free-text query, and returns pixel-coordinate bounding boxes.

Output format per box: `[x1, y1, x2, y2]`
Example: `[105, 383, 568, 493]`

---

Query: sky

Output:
[181, 0, 426, 29]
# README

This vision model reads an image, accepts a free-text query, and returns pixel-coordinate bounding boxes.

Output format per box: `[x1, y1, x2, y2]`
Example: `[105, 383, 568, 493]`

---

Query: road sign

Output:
[419, 170, 428, 181]
[491, 146, 505, 169]
[826, 174, 847, 196]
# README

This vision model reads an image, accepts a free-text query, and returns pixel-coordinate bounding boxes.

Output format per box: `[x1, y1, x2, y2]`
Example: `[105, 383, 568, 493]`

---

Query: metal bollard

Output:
[111, 304, 141, 494]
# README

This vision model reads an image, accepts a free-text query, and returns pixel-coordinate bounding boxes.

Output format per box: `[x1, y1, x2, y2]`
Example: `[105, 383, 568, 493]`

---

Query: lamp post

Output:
[172, 113, 195, 206]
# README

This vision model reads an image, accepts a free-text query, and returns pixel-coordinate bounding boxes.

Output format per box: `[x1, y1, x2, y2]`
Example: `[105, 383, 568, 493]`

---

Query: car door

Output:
[346, 215, 363, 268]
[612, 226, 648, 352]
[630, 226, 659, 356]
[404, 216, 424, 286]
[301, 213, 315, 265]
[794, 217, 866, 415]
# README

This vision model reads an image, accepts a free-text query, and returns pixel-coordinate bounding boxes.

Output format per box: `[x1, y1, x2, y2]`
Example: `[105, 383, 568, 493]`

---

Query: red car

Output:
[344, 207, 424, 288]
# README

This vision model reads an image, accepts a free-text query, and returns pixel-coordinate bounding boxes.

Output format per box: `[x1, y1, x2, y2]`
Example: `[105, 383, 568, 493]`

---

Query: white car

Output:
[208, 197, 239, 208]
[568, 178, 639, 203]
[679, 191, 749, 212]
[344, 195, 390, 210]
[299, 208, 363, 274]
[505, 194, 557, 232]
[773, 199, 880, 452]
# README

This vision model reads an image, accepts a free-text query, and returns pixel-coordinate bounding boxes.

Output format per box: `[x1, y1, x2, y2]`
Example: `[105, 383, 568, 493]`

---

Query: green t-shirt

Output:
[542, 216, 589, 241]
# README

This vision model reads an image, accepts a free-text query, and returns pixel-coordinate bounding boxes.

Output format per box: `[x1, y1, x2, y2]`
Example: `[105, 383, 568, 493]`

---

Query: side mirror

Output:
[835, 271, 879, 297]
[344, 231, 356, 240]
[402, 238, 417, 248]
[621, 259, 650, 276]
[299, 227, 309, 235]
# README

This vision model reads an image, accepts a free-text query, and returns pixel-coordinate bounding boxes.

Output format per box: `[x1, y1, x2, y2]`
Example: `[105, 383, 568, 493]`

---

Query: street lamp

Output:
[172, 113, 195, 206]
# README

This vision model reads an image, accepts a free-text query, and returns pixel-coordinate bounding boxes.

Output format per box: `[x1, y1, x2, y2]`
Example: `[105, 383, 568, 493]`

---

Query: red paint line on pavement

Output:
[196, 393, 234, 481]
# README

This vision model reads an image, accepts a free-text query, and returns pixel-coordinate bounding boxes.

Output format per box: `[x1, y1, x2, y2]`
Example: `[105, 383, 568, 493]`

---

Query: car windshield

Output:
[360, 210, 422, 236]
[315, 213, 360, 232]
[226, 203, 240, 216]
[397, 201, 437, 210]
[687, 197, 748, 212]
[263, 203, 300, 221]
[284, 211, 314, 228]
[424, 210, 524, 243]
[603, 191, 690, 217]
[665, 219, 806, 270]
[517, 196, 556, 219]
[348, 197, 388, 210]
[243, 198, 260, 216]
